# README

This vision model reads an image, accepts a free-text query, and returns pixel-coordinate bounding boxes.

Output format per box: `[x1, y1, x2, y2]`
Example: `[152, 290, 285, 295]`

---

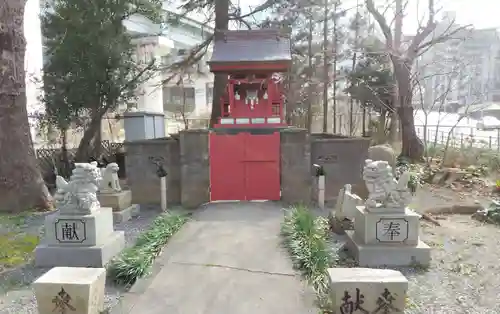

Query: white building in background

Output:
[415, 11, 500, 110]
[125, 7, 214, 135]
[25, 0, 214, 147]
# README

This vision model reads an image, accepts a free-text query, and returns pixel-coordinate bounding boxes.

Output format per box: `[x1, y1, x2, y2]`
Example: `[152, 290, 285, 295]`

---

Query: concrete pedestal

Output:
[98, 190, 140, 223]
[35, 208, 125, 268]
[344, 206, 431, 267]
[328, 268, 408, 314]
[33, 267, 106, 314]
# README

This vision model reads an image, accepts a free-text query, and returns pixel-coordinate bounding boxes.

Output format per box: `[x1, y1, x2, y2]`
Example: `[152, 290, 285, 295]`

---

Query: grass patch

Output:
[0, 233, 39, 269]
[281, 205, 335, 297]
[107, 212, 188, 287]
[0, 211, 35, 228]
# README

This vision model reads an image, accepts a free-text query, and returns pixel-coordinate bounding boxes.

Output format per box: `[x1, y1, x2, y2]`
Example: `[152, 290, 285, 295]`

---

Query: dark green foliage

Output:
[107, 213, 188, 286]
[40, 0, 161, 133]
[395, 156, 419, 194]
[281, 205, 333, 295]
[345, 39, 395, 113]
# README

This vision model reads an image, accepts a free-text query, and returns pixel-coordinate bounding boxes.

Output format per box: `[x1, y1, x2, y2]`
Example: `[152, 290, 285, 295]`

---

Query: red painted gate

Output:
[209, 130, 281, 201]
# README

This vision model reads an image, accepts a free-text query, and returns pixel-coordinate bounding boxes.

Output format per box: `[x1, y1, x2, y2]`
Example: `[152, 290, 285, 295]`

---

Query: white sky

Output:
[240, 0, 500, 32]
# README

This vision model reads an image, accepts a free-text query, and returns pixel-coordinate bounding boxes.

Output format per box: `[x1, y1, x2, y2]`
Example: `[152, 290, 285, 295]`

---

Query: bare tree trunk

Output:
[60, 128, 72, 178]
[0, 0, 52, 212]
[181, 81, 189, 130]
[209, 0, 229, 128]
[394, 58, 424, 160]
[75, 108, 106, 162]
[322, 0, 329, 133]
[389, 111, 398, 143]
[306, 15, 313, 133]
[332, 2, 338, 134]
[376, 109, 387, 144]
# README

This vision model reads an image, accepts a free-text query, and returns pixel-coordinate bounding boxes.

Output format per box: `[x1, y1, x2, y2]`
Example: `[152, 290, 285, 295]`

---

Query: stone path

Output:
[112, 202, 317, 314]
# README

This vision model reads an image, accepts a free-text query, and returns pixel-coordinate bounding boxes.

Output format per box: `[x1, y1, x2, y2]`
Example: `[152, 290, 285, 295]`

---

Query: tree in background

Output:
[41, 0, 161, 162]
[365, 0, 469, 160]
[0, 0, 52, 212]
[261, 0, 349, 132]
[345, 38, 394, 143]
[164, 0, 275, 127]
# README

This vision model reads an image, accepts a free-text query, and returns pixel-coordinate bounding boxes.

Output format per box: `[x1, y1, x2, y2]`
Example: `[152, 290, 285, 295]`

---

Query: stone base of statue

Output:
[344, 205, 431, 267]
[34, 207, 125, 268]
[330, 184, 361, 235]
[98, 190, 139, 223]
[330, 216, 354, 235]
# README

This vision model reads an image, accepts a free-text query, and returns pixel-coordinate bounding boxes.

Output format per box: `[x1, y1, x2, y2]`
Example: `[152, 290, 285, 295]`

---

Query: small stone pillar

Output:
[313, 164, 325, 210]
[180, 129, 210, 209]
[280, 128, 311, 204]
[35, 162, 125, 268]
[33, 267, 106, 314]
[152, 162, 168, 211]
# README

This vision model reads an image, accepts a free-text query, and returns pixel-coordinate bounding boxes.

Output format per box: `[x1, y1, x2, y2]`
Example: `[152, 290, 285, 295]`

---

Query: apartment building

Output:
[29, 0, 215, 145]
[416, 11, 500, 110]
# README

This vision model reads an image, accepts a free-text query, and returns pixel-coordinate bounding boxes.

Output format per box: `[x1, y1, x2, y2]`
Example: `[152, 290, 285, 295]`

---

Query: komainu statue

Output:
[99, 162, 121, 193]
[54, 162, 102, 215]
[363, 159, 412, 210]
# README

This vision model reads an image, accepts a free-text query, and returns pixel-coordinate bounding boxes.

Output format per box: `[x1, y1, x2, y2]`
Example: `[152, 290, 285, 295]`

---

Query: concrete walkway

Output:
[118, 202, 317, 314]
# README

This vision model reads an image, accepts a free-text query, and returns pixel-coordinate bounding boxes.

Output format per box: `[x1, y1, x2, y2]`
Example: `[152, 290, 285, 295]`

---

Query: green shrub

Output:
[107, 213, 188, 286]
[281, 205, 333, 295]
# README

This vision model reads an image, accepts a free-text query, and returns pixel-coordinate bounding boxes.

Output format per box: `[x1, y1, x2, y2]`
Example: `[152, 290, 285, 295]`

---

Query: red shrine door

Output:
[209, 130, 281, 201]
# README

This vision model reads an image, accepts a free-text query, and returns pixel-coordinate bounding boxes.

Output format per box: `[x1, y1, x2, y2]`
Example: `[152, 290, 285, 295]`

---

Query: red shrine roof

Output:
[209, 29, 292, 70]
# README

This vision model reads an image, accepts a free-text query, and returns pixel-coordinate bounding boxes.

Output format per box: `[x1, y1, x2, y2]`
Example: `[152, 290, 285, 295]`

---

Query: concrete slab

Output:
[118, 202, 317, 314]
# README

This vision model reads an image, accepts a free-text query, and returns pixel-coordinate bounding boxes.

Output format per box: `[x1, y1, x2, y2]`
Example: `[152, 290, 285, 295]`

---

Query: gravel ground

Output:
[0, 205, 164, 314]
[403, 216, 500, 313]
[328, 215, 500, 314]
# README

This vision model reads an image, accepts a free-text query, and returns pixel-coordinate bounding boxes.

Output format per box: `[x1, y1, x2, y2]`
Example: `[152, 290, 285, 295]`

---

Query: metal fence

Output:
[415, 125, 500, 152]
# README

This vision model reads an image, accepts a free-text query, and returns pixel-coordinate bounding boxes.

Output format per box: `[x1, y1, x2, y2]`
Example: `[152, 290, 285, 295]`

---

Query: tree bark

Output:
[0, 0, 52, 212]
[306, 16, 313, 133]
[398, 106, 424, 161]
[393, 58, 424, 160]
[321, 0, 329, 133]
[75, 108, 106, 162]
[209, 0, 229, 128]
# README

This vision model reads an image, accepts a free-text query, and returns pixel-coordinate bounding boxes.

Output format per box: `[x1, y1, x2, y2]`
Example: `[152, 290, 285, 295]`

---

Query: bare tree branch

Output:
[365, 0, 393, 49]
[161, 34, 214, 85]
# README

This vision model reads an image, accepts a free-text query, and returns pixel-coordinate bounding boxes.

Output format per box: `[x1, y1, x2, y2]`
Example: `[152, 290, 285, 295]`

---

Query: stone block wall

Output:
[124, 129, 369, 208]
[124, 138, 181, 205]
[179, 130, 210, 209]
[280, 128, 312, 204]
[310, 134, 370, 203]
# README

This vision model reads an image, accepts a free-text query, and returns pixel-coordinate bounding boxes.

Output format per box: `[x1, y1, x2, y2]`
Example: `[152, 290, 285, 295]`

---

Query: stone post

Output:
[180, 129, 210, 209]
[318, 175, 325, 210]
[160, 176, 167, 211]
[280, 128, 311, 204]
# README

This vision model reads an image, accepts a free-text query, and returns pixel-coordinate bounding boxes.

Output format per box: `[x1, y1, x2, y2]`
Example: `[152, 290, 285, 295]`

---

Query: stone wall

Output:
[124, 129, 369, 208]
[179, 130, 210, 209]
[124, 138, 181, 205]
[280, 128, 312, 204]
[310, 134, 370, 204]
